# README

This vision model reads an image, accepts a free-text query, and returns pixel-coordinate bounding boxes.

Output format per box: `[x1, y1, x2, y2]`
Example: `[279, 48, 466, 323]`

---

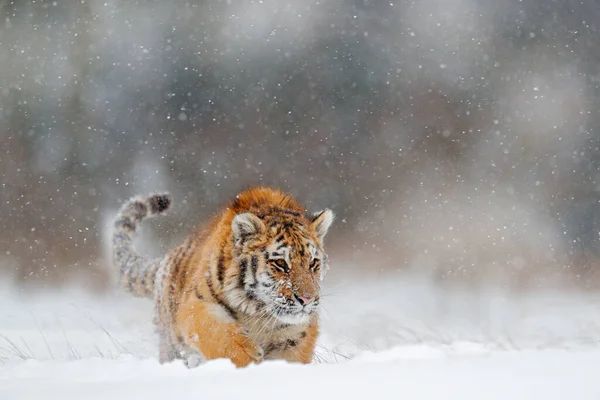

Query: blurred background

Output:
[3, 0, 600, 293]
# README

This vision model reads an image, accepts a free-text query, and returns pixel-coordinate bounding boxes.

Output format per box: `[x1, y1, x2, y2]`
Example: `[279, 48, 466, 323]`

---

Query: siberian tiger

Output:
[112, 186, 334, 368]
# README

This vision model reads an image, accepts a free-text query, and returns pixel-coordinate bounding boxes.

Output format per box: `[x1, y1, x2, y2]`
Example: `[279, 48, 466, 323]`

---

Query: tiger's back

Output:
[112, 186, 334, 367]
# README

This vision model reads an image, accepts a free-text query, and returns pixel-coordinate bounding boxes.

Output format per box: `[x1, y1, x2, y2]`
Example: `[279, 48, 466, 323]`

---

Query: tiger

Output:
[111, 186, 334, 368]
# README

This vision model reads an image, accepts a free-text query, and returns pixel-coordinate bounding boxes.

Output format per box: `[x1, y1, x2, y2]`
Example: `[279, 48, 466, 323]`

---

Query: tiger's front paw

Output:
[229, 328, 264, 367]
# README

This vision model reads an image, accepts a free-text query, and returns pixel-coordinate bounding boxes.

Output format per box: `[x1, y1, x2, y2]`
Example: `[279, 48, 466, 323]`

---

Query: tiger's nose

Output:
[294, 293, 315, 306]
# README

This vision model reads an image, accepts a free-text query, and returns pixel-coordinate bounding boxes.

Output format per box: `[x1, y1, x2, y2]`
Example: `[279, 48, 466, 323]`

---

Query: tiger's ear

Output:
[232, 212, 265, 241]
[310, 209, 334, 241]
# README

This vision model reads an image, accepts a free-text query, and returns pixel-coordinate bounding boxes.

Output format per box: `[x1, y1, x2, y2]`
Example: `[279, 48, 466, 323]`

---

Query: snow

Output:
[3, 349, 600, 400]
[2, 273, 600, 399]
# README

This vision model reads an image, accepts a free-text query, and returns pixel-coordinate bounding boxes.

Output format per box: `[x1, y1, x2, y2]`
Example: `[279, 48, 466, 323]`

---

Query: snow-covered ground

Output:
[2, 272, 600, 399]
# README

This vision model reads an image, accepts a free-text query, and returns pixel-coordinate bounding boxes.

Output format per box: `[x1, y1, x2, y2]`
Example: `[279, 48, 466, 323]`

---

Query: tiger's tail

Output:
[112, 193, 172, 298]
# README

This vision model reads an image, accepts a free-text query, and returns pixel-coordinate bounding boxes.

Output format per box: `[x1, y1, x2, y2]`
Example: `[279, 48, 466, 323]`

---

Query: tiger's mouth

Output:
[269, 301, 318, 324]
[272, 308, 312, 325]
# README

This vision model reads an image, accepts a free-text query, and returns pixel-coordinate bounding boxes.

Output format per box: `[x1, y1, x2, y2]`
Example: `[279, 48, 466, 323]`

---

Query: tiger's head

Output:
[230, 207, 334, 324]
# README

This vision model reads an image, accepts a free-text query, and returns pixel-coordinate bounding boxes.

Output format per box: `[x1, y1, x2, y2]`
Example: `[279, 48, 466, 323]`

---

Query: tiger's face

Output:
[231, 208, 334, 324]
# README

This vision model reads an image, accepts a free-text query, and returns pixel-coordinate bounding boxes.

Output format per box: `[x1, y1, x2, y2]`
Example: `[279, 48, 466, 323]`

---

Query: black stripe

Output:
[115, 217, 136, 231]
[176, 240, 194, 292]
[194, 286, 204, 300]
[207, 276, 237, 320]
[169, 248, 185, 285]
[216, 249, 226, 287]
[250, 255, 258, 283]
[246, 291, 259, 302]
[282, 210, 301, 217]
[264, 339, 298, 355]
[276, 234, 285, 243]
[239, 258, 248, 288]
[207, 274, 217, 298]
[264, 343, 277, 355]
[132, 201, 148, 218]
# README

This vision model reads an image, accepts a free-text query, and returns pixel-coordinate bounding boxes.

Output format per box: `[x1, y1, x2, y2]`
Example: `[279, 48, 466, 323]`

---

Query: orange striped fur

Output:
[112, 186, 334, 367]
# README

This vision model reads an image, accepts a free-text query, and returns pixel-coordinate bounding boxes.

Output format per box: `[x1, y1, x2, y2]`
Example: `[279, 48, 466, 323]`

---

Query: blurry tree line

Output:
[2, 0, 600, 290]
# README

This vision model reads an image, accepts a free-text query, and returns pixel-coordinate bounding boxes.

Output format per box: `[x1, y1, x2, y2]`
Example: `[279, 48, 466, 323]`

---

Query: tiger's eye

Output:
[271, 259, 289, 272]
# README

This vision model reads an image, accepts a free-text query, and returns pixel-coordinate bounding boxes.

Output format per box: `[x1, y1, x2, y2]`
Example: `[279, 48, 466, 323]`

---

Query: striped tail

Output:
[112, 193, 172, 298]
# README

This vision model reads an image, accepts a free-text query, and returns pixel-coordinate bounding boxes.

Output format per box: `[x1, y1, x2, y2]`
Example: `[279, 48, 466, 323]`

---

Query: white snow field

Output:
[1, 272, 600, 399]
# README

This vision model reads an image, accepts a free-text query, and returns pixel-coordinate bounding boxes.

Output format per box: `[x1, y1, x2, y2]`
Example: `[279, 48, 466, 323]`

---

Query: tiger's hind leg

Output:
[158, 327, 205, 368]
[158, 329, 177, 364]
[154, 267, 179, 364]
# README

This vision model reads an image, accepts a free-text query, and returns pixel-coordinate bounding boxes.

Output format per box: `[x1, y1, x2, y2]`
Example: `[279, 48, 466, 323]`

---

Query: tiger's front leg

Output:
[279, 319, 319, 364]
[175, 296, 264, 368]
